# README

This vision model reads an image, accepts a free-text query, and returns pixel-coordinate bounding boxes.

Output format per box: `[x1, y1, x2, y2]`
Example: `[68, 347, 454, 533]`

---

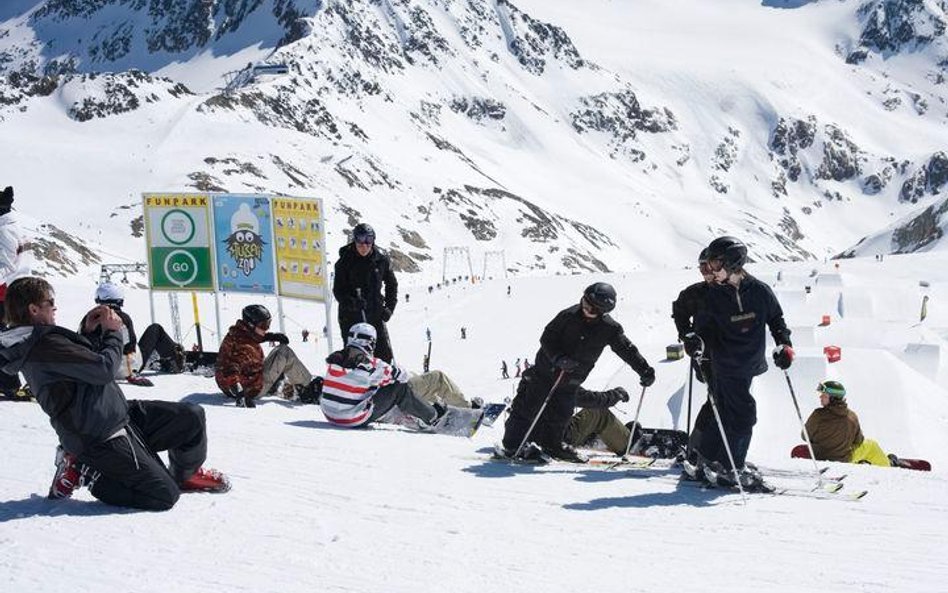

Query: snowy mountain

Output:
[1, 0, 948, 280]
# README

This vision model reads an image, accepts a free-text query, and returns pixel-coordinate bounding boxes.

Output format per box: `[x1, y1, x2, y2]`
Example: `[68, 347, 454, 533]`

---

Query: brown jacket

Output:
[804, 400, 863, 462]
[215, 321, 264, 397]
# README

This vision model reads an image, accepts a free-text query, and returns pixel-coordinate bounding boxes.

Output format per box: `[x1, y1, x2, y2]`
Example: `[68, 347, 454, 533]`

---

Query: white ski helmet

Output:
[347, 322, 377, 354]
[95, 282, 124, 306]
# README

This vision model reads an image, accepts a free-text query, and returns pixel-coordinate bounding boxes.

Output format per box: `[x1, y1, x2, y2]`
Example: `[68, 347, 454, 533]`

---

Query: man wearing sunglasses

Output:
[333, 222, 398, 363]
[687, 236, 793, 488]
[501, 282, 656, 462]
[0, 277, 229, 509]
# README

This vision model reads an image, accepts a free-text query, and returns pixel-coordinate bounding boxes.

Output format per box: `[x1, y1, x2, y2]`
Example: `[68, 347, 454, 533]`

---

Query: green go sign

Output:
[143, 194, 216, 291]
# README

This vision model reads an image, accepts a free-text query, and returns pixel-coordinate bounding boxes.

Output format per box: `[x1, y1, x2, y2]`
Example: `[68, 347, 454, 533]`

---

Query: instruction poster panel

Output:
[272, 196, 327, 301]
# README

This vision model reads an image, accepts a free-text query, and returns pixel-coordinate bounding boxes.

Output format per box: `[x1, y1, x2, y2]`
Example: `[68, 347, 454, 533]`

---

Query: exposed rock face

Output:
[900, 151, 948, 202]
[449, 96, 506, 122]
[846, 0, 948, 64]
[891, 197, 948, 251]
[770, 116, 817, 182]
[571, 90, 677, 161]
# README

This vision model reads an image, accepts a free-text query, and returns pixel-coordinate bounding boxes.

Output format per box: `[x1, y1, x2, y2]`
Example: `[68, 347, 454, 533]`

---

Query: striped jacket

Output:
[320, 347, 409, 427]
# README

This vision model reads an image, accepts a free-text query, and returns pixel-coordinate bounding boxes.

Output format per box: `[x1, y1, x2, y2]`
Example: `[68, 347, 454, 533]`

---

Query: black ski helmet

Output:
[352, 223, 376, 244]
[698, 247, 709, 263]
[582, 282, 617, 314]
[242, 304, 272, 327]
[706, 236, 747, 272]
[817, 380, 846, 399]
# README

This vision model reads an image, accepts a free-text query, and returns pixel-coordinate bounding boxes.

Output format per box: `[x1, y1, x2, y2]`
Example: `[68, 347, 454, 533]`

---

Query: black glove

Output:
[263, 332, 289, 345]
[381, 307, 392, 322]
[772, 344, 794, 370]
[682, 332, 704, 358]
[638, 366, 656, 387]
[604, 386, 630, 406]
[554, 356, 580, 372]
[2, 186, 12, 202]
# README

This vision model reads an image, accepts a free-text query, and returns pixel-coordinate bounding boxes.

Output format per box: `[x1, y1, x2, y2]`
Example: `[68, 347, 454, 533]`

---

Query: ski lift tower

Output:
[442, 246, 473, 283]
[483, 250, 507, 279]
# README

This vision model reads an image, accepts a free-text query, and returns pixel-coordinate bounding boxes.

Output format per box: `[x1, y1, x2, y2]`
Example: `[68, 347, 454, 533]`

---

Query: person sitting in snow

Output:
[216, 304, 321, 408]
[320, 322, 448, 428]
[0, 277, 229, 509]
[805, 380, 894, 467]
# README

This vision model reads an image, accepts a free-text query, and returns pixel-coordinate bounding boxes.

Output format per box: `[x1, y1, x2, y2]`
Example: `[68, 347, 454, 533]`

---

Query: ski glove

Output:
[638, 366, 656, 387]
[554, 356, 581, 372]
[381, 307, 393, 322]
[773, 344, 794, 370]
[604, 386, 630, 406]
[682, 332, 704, 358]
[263, 332, 290, 345]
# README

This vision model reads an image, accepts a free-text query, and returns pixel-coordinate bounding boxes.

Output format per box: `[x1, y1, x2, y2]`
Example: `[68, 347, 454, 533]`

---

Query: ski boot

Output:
[542, 441, 589, 464]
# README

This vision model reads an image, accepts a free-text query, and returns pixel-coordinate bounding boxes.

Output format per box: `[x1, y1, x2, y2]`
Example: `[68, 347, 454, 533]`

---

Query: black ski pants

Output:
[138, 323, 180, 370]
[338, 313, 394, 363]
[80, 400, 207, 511]
[694, 373, 756, 470]
[502, 368, 575, 452]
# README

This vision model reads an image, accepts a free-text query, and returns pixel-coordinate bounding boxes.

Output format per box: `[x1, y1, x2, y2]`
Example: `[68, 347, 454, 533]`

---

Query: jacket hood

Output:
[0, 325, 49, 374]
[337, 242, 384, 260]
[825, 399, 850, 416]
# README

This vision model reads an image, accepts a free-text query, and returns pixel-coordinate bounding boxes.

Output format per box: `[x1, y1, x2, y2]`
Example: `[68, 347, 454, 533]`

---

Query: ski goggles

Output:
[698, 261, 713, 275]
[817, 381, 846, 398]
[354, 233, 374, 245]
[580, 296, 605, 316]
[707, 258, 726, 272]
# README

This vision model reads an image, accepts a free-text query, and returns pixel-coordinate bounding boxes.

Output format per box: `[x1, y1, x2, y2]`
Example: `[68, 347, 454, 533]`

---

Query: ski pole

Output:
[686, 361, 694, 442]
[355, 288, 367, 323]
[621, 385, 647, 457]
[783, 369, 824, 487]
[701, 352, 747, 505]
[513, 369, 566, 459]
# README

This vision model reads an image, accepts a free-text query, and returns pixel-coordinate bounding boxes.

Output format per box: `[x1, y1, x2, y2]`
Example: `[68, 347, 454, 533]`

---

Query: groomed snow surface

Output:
[2, 254, 948, 593]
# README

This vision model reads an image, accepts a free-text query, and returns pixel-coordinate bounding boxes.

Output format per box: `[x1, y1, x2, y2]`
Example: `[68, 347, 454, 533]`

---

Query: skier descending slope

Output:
[500, 283, 655, 462]
[684, 236, 793, 491]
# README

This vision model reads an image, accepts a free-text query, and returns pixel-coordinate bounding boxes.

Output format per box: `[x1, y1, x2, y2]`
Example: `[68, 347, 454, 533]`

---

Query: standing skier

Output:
[501, 282, 655, 462]
[672, 248, 715, 460]
[332, 223, 398, 362]
[686, 236, 792, 488]
[501, 360, 509, 379]
[0, 185, 30, 399]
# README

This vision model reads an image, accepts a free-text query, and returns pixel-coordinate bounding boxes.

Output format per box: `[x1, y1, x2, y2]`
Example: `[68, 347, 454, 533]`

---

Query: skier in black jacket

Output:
[501, 282, 655, 462]
[0, 277, 229, 509]
[687, 236, 793, 487]
[333, 223, 398, 363]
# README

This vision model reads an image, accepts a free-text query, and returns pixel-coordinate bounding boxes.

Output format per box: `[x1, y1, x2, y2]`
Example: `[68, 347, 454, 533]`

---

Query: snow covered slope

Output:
[1, 0, 948, 281]
[2, 253, 947, 593]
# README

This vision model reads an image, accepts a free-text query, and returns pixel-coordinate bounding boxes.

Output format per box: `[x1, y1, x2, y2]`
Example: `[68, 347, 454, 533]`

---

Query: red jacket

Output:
[215, 320, 264, 397]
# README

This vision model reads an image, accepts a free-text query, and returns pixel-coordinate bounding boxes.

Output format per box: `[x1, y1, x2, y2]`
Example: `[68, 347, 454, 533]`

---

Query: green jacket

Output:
[804, 400, 863, 462]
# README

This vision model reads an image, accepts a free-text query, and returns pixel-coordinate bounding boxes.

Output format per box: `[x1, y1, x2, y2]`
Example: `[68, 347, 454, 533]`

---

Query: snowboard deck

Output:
[791, 443, 930, 471]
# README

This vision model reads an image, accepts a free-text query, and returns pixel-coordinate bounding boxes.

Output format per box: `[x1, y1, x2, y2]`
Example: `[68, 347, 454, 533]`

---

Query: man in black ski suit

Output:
[333, 223, 398, 363]
[687, 236, 793, 485]
[501, 282, 656, 462]
[672, 248, 715, 459]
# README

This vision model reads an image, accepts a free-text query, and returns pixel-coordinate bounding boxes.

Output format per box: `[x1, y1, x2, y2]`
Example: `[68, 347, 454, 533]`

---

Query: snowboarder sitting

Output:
[216, 304, 321, 408]
[501, 282, 655, 462]
[320, 322, 447, 429]
[0, 277, 228, 509]
[79, 282, 149, 384]
[805, 380, 893, 467]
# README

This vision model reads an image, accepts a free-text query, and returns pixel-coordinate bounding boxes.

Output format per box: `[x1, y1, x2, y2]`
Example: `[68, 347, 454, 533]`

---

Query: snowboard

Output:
[631, 428, 689, 459]
[791, 443, 931, 471]
[378, 403, 498, 438]
[478, 401, 508, 428]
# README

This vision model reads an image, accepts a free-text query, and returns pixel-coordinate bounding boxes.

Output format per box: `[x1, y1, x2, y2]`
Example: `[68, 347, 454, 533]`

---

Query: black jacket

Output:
[672, 281, 709, 340]
[533, 304, 650, 388]
[695, 275, 791, 377]
[0, 324, 128, 456]
[333, 243, 398, 322]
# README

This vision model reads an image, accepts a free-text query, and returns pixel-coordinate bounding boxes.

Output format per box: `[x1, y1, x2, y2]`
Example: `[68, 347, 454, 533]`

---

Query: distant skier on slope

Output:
[684, 236, 792, 490]
[500, 282, 655, 462]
